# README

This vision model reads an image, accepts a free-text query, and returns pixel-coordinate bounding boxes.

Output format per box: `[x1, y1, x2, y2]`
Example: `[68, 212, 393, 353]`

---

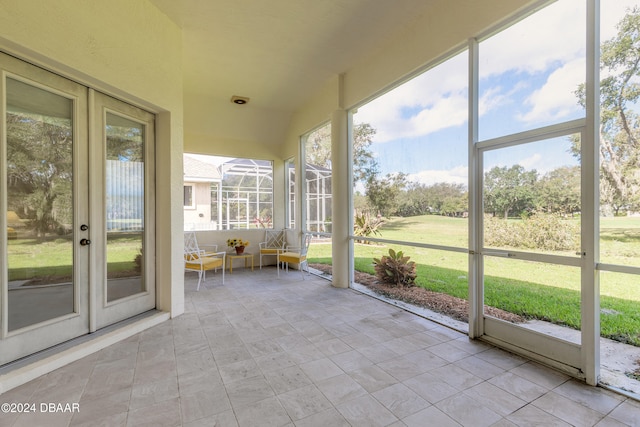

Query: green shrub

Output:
[485, 212, 579, 251]
[354, 210, 384, 243]
[373, 248, 417, 287]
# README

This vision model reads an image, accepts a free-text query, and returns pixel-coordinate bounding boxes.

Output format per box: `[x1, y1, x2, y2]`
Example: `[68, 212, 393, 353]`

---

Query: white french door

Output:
[90, 91, 155, 330]
[0, 54, 155, 365]
[0, 53, 90, 365]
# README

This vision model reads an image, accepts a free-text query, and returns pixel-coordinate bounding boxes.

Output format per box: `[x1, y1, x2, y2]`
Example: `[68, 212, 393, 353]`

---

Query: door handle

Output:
[482, 251, 514, 258]
[80, 238, 91, 246]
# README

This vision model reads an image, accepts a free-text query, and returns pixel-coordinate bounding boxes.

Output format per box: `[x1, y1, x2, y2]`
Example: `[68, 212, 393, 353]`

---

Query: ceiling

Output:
[148, 0, 436, 113]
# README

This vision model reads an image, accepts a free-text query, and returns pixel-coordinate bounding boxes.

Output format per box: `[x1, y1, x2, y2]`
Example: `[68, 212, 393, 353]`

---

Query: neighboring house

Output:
[183, 155, 221, 230]
[184, 156, 276, 230]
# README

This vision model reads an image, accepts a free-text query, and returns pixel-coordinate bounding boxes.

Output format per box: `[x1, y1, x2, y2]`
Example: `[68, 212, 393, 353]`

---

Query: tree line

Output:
[352, 163, 581, 220]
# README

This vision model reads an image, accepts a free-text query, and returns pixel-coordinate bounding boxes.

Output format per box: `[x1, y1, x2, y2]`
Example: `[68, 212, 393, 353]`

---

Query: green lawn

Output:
[7, 217, 640, 345]
[308, 214, 640, 346]
[7, 233, 141, 281]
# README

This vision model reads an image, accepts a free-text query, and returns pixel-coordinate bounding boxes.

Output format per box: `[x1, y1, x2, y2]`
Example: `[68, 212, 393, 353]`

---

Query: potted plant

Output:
[227, 238, 250, 254]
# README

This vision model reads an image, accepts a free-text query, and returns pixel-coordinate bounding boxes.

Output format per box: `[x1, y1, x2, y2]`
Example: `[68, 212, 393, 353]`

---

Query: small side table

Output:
[227, 253, 254, 273]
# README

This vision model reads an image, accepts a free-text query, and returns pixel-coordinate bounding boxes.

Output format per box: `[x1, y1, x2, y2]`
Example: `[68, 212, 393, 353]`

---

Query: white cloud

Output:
[476, 1, 590, 125]
[518, 58, 585, 123]
[478, 83, 529, 117]
[356, 1, 640, 143]
[479, 1, 586, 78]
[407, 165, 468, 186]
[519, 153, 543, 171]
[515, 1, 639, 124]
[484, 151, 568, 176]
[406, 94, 468, 138]
[355, 52, 468, 142]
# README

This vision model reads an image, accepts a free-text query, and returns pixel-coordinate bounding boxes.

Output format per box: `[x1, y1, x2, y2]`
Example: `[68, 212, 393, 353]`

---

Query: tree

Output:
[397, 182, 467, 217]
[536, 166, 581, 216]
[366, 170, 408, 217]
[484, 165, 537, 218]
[304, 122, 377, 186]
[352, 123, 377, 184]
[573, 6, 640, 214]
[6, 112, 73, 237]
[440, 189, 468, 217]
[396, 182, 431, 216]
[106, 123, 144, 161]
[305, 124, 331, 168]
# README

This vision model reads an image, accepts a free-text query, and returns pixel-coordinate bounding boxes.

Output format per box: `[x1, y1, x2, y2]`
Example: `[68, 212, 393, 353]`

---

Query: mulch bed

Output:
[309, 264, 524, 324]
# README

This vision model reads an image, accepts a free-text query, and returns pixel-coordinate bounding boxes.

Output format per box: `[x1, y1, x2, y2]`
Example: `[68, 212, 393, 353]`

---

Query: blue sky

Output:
[353, 0, 636, 188]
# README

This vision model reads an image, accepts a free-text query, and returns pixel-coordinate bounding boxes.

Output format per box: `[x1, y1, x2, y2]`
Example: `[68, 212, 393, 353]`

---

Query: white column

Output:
[582, 0, 600, 386]
[331, 108, 349, 288]
[468, 37, 482, 339]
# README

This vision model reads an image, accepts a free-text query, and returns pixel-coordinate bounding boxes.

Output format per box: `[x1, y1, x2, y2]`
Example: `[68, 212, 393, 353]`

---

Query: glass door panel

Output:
[1, 53, 89, 365]
[480, 134, 583, 371]
[92, 92, 155, 330]
[106, 113, 145, 302]
[6, 78, 75, 330]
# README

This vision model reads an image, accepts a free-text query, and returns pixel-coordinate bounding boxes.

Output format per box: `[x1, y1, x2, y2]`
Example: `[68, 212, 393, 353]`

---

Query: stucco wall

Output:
[183, 182, 214, 228]
[0, 0, 185, 317]
[0, 0, 182, 110]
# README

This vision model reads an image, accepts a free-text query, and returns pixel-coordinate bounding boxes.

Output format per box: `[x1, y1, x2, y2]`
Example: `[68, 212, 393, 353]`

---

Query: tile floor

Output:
[1, 268, 640, 426]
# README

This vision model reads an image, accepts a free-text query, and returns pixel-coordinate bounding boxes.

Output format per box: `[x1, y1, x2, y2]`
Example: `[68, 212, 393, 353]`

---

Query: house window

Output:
[184, 185, 194, 208]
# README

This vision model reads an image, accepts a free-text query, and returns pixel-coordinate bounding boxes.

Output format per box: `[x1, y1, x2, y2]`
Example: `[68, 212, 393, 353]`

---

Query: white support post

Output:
[582, 0, 600, 386]
[331, 108, 349, 288]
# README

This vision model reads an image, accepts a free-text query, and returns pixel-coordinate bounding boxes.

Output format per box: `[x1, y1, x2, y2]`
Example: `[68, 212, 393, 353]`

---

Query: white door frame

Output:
[467, 0, 600, 383]
[0, 53, 90, 365]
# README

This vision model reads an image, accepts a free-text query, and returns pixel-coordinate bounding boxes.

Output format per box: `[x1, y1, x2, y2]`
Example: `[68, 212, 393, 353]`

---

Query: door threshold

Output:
[0, 310, 169, 394]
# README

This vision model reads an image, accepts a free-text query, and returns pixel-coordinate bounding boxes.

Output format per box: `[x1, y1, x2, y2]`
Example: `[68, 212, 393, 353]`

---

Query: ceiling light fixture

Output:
[231, 95, 250, 105]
